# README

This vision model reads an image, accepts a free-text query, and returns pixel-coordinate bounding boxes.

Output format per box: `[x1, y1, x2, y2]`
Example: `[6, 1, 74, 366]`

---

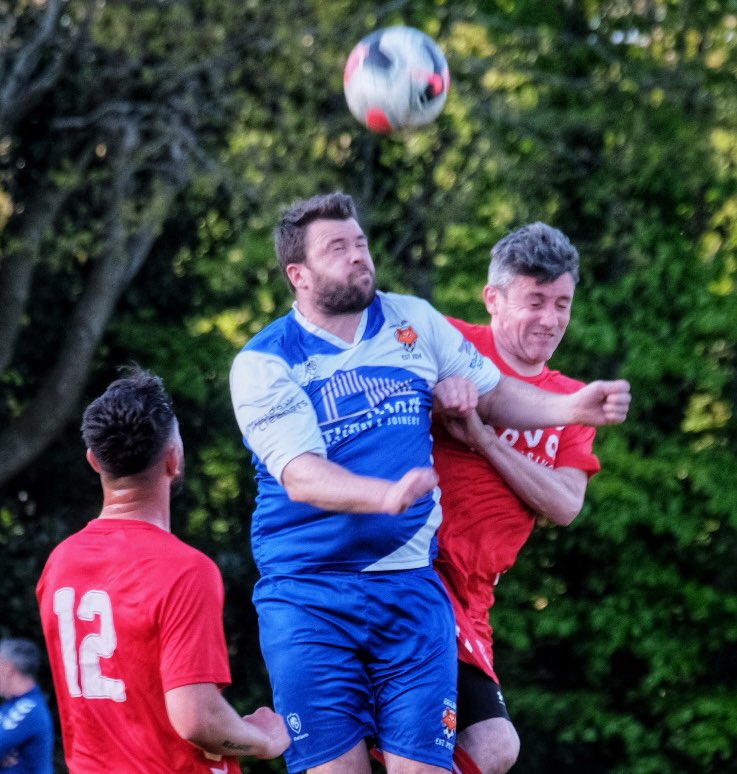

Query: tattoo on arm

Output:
[221, 740, 256, 754]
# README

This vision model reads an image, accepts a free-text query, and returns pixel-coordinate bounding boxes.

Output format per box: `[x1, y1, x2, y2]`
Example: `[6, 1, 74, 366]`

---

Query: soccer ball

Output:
[343, 26, 450, 133]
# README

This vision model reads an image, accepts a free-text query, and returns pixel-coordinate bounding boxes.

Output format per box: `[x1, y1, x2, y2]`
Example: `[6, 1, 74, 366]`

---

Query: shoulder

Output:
[230, 318, 296, 387]
[240, 313, 294, 357]
[157, 534, 220, 575]
[445, 316, 486, 339]
[377, 290, 437, 318]
[147, 538, 224, 605]
[38, 528, 85, 575]
[28, 687, 53, 723]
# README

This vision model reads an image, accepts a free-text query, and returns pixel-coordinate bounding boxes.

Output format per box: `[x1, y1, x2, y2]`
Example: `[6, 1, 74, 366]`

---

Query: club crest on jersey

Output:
[395, 324, 418, 352]
[287, 712, 302, 734]
[441, 706, 457, 739]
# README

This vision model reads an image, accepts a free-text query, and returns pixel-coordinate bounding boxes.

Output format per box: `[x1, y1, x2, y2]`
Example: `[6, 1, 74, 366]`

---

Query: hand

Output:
[381, 467, 438, 514]
[442, 411, 495, 451]
[1, 752, 19, 768]
[242, 706, 291, 759]
[572, 379, 631, 425]
[432, 376, 479, 418]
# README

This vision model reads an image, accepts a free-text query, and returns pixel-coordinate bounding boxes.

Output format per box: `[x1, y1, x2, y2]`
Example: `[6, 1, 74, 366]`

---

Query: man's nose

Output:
[350, 248, 367, 263]
[539, 305, 558, 326]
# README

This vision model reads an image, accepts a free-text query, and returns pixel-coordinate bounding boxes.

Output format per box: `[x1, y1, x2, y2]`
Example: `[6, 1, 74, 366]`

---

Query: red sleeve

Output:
[556, 423, 600, 476]
[158, 552, 232, 693]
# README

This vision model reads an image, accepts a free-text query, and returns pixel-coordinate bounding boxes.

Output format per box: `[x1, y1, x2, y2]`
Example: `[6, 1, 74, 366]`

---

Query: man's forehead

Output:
[307, 217, 363, 242]
[510, 273, 575, 296]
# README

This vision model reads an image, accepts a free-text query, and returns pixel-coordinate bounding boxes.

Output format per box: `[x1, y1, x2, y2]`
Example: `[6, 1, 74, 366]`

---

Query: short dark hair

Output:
[488, 222, 580, 288]
[0, 639, 41, 680]
[274, 192, 359, 287]
[81, 366, 177, 477]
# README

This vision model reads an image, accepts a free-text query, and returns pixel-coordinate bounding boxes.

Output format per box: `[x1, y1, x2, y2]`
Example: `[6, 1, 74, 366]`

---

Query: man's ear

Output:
[286, 262, 309, 291]
[482, 284, 499, 316]
[86, 448, 102, 473]
[164, 442, 182, 480]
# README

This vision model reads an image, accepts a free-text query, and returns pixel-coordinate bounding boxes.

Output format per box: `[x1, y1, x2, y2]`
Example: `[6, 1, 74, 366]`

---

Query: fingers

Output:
[384, 467, 438, 514]
[403, 467, 439, 498]
[243, 707, 291, 759]
[433, 376, 479, 417]
[603, 380, 632, 424]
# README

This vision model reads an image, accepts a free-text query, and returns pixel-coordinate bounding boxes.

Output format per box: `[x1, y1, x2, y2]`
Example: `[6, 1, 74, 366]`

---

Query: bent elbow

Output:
[545, 500, 583, 527]
[169, 714, 211, 746]
[283, 481, 311, 504]
[167, 701, 220, 749]
[556, 509, 580, 527]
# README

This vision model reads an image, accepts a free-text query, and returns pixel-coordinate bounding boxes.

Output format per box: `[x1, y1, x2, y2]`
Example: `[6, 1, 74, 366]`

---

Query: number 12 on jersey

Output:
[53, 587, 127, 702]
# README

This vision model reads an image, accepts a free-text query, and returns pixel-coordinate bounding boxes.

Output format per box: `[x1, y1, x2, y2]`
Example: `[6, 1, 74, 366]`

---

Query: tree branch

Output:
[0, 136, 183, 487]
[0, 0, 66, 131]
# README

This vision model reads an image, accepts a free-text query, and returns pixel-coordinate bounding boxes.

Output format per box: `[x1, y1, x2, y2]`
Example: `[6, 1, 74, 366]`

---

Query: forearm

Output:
[282, 453, 392, 512]
[166, 686, 284, 759]
[195, 702, 275, 758]
[474, 435, 587, 524]
[478, 375, 576, 429]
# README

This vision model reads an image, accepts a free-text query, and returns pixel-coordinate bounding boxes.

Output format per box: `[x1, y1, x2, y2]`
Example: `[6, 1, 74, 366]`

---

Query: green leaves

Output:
[2, 2, 737, 771]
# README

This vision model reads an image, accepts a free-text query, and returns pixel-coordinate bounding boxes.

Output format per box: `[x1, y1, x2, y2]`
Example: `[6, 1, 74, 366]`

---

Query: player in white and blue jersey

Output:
[230, 192, 631, 774]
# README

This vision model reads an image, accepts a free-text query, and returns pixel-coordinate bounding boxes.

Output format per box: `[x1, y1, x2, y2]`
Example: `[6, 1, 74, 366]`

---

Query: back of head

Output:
[81, 366, 176, 478]
[488, 222, 580, 289]
[274, 191, 358, 285]
[0, 638, 40, 681]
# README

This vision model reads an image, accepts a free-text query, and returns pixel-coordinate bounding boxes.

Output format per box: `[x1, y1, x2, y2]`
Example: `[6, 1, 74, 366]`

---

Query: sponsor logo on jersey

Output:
[458, 337, 485, 369]
[319, 369, 416, 424]
[497, 426, 564, 466]
[245, 396, 310, 434]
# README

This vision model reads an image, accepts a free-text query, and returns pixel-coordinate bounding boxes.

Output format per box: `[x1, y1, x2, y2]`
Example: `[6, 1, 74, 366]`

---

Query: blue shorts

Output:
[253, 566, 458, 773]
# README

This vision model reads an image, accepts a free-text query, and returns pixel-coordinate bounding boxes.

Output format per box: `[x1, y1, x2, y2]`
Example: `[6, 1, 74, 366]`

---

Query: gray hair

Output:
[0, 639, 41, 679]
[488, 222, 580, 289]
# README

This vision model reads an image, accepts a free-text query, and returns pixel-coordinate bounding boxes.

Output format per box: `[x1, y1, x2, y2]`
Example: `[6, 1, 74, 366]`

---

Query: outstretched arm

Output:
[281, 452, 438, 514]
[476, 374, 631, 429]
[165, 683, 290, 760]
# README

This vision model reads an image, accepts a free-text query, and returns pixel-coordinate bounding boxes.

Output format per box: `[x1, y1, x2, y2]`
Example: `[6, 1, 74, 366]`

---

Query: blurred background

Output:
[1, 1, 736, 771]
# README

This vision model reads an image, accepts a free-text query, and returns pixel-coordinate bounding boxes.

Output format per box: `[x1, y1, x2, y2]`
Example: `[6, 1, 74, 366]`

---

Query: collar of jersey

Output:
[292, 301, 370, 349]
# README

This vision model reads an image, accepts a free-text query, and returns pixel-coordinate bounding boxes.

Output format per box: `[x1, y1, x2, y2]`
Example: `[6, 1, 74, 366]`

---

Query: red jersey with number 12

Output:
[433, 319, 600, 681]
[36, 518, 240, 773]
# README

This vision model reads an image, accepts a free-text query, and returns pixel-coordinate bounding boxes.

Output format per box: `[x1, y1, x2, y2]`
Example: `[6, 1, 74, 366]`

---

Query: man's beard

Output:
[314, 272, 377, 315]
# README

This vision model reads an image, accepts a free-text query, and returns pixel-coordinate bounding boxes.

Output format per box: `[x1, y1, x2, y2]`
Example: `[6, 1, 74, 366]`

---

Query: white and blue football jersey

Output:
[230, 290, 500, 575]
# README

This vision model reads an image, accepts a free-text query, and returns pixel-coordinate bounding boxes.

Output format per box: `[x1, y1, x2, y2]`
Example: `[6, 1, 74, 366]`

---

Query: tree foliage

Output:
[1, 1, 736, 772]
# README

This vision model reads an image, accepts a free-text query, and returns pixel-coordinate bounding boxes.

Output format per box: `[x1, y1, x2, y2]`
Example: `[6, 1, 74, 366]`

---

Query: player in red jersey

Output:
[36, 367, 289, 773]
[433, 223, 602, 774]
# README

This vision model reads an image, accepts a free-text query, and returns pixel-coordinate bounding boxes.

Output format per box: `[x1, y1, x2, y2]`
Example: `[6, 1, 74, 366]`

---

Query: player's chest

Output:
[497, 425, 565, 467]
[292, 322, 438, 387]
